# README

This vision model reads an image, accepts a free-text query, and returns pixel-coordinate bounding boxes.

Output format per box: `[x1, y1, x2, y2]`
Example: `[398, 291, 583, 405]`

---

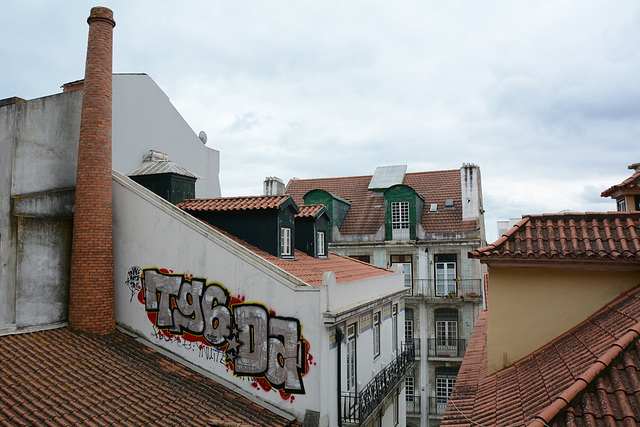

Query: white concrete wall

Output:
[112, 74, 221, 198]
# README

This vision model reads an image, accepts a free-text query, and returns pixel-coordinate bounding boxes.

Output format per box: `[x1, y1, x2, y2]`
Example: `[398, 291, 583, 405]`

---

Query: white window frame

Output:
[435, 261, 456, 296]
[405, 319, 414, 345]
[373, 311, 381, 359]
[280, 227, 292, 256]
[435, 375, 456, 414]
[346, 323, 357, 392]
[317, 231, 325, 256]
[393, 393, 399, 425]
[391, 201, 410, 240]
[405, 376, 415, 402]
[618, 197, 627, 212]
[436, 320, 458, 356]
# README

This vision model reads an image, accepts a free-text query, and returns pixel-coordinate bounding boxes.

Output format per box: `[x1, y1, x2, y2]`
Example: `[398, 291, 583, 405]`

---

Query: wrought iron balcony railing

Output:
[428, 396, 450, 415]
[406, 394, 421, 415]
[407, 278, 482, 299]
[426, 338, 466, 358]
[341, 341, 416, 425]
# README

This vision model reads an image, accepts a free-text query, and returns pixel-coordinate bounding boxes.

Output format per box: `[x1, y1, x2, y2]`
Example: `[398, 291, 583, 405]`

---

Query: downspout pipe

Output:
[336, 327, 343, 427]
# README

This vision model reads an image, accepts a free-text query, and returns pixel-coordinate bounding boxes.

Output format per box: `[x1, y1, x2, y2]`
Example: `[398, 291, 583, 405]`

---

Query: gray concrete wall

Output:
[0, 74, 222, 332]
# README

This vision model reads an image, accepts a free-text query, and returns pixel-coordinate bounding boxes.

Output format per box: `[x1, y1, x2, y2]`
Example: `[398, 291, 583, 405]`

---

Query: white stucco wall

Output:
[112, 74, 220, 198]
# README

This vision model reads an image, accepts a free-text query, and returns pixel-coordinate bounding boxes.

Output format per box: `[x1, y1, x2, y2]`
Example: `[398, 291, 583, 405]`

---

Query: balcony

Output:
[428, 396, 450, 416]
[426, 338, 466, 358]
[406, 394, 421, 415]
[407, 278, 482, 300]
[341, 342, 416, 425]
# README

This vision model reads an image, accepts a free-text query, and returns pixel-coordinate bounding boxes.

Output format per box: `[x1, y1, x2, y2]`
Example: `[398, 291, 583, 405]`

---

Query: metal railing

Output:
[428, 396, 450, 415]
[341, 341, 416, 425]
[406, 394, 421, 415]
[426, 338, 466, 358]
[408, 278, 482, 299]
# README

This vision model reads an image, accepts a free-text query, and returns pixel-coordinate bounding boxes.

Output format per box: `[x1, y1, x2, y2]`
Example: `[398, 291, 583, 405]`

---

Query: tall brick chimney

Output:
[69, 7, 116, 334]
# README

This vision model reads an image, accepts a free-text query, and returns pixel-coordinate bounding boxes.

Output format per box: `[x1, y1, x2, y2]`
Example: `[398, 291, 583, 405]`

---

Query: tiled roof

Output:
[285, 170, 477, 235]
[601, 171, 640, 197]
[210, 224, 392, 286]
[178, 195, 292, 212]
[442, 285, 640, 427]
[295, 204, 325, 219]
[127, 160, 201, 179]
[0, 328, 298, 426]
[470, 212, 640, 263]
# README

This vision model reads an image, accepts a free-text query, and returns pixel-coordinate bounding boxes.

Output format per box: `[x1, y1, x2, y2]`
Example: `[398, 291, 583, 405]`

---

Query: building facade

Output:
[285, 164, 487, 427]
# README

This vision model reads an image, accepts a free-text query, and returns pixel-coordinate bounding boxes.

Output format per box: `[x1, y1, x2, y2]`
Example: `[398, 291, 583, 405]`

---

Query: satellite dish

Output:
[198, 131, 207, 144]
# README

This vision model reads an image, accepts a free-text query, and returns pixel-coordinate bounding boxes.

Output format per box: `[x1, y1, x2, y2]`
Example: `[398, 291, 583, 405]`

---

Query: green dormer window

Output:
[384, 185, 424, 241]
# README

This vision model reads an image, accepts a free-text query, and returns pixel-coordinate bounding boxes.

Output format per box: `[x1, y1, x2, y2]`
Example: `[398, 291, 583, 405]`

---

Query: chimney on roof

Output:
[264, 176, 285, 195]
[461, 163, 482, 222]
[69, 7, 116, 335]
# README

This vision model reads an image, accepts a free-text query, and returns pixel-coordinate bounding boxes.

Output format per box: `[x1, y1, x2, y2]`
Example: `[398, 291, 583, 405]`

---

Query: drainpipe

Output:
[336, 327, 343, 427]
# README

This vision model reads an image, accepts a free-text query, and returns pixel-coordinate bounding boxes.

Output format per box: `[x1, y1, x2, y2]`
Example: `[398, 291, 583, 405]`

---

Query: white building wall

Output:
[111, 74, 220, 198]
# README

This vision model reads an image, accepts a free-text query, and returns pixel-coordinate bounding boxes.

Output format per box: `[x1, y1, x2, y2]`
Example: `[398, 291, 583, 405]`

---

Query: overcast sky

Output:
[2, 1, 639, 243]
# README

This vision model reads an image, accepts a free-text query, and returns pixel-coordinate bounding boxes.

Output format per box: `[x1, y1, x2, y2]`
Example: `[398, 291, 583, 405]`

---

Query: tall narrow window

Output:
[405, 308, 414, 345]
[392, 304, 398, 353]
[317, 231, 325, 256]
[435, 254, 456, 296]
[373, 311, 381, 358]
[280, 227, 292, 256]
[390, 255, 412, 288]
[405, 376, 415, 409]
[435, 367, 458, 414]
[393, 393, 399, 425]
[435, 308, 459, 357]
[391, 201, 410, 240]
[346, 323, 357, 392]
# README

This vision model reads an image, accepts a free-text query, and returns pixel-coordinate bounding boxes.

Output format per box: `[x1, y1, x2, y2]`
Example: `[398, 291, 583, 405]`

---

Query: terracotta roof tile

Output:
[295, 204, 325, 219]
[442, 285, 640, 427]
[286, 170, 477, 235]
[178, 195, 292, 212]
[0, 328, 299, 426]
[601, 171, 640, 198]
[471, 212, 640, 263]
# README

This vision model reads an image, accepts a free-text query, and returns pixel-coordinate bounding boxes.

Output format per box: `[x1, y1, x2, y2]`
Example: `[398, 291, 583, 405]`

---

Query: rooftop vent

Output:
[445, 198, 454, 209]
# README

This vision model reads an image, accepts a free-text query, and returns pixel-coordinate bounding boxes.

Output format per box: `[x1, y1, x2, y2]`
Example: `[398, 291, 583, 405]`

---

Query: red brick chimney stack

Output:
[69, 7, 116, 335]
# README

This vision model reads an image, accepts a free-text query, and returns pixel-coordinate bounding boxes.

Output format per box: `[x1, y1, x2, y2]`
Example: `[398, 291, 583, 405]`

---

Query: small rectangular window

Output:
[373, 311, 381, 358]
[280, 227, 292, 256]
[618, 197, 627, 212]
[429, 203, 438, 212]
[317, 231, 325, 256]
[445, 198, 454, 209]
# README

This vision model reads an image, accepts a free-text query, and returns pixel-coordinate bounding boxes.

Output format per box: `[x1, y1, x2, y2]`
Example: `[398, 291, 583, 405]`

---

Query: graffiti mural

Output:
[133, 268, 309, 396]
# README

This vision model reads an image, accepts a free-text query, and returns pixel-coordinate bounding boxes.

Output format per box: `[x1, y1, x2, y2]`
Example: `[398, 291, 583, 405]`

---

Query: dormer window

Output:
[391, 201, 410, 240]
[317, 231, 326, 256]
[445, 198, 454, 209]
[281, 227, 292, 257]
[617, 197, 627, 212]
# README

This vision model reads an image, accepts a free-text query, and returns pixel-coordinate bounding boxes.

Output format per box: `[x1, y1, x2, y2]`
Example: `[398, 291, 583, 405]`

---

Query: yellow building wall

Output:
[488, 267, 640, 375]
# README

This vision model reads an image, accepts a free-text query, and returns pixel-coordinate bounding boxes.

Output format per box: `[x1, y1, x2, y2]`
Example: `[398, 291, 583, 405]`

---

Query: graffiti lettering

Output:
[126, 266, 142, 302]
[140, 268, 308, 395]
